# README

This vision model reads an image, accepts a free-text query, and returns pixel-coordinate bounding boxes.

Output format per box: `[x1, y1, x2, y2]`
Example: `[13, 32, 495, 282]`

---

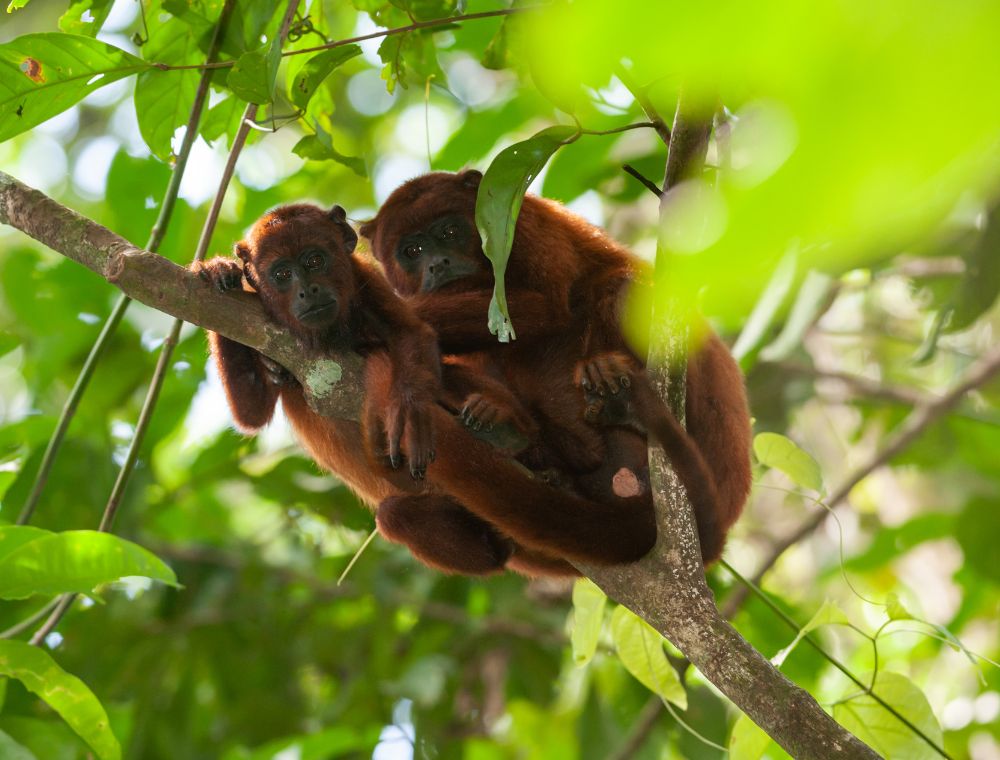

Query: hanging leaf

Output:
[610, 605, 687, 709]
[0, 33, 148, 142]
[227, 31, 282, 104]
[134, 18, 202, 161]
[288, 45, 361, 109]
[0, 528, 179, 600]
[570, 579, 606, 667]
[834, 672, 943, 760]
[292, 123, 366, 176]
[475, 124, 577, 341]
[771, 599, 849, 667]
[0, 640, 121, 760]
[753, 432, 825, 494]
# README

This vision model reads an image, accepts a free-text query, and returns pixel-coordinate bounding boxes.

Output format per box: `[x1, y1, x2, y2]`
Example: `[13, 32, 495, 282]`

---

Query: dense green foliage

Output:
[1, 0, 999, 758]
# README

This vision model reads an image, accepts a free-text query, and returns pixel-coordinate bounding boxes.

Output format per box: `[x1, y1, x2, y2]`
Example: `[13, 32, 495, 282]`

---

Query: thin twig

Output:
[622, 164, 662, 197]
[0, 599, 61, 639]
[150, 7, 533, 72]
[725, 344, 1000, 616]
[15, 0, 237, 528]
[580, 121, 658, 137]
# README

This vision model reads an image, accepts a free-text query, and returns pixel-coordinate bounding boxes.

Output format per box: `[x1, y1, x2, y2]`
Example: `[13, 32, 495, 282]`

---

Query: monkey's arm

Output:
[355, 260, 441, 478]
[407, 289, 574, 352]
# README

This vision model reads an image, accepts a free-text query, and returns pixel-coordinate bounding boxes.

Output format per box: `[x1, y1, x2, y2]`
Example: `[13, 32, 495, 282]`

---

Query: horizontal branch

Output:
[0, 170, 362, 420]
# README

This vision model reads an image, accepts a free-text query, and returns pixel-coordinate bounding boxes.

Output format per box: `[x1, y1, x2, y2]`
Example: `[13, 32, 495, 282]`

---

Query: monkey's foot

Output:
[575, 352, 637, 396]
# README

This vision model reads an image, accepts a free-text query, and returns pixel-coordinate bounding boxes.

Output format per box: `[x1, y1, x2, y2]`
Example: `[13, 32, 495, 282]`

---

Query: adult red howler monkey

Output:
[195, 203, 672, 577]
[360, 170, 753, 563]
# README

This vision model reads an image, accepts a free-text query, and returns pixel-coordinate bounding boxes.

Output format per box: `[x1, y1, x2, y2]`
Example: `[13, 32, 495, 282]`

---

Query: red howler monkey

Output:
[195, 203, 664, 577]
[360, 170, 752, 563]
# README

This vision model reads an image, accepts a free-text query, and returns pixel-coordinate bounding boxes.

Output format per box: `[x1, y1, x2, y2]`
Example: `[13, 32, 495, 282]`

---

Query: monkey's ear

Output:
[459, 169, 483, 189]
[328, 205, 358, 253]
[234, 242, 252, 264]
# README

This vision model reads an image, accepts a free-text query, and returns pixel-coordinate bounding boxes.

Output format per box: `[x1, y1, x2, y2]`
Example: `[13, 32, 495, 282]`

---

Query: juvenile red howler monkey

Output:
[196, 203, 671, 577]
[360, 170, 753, 563]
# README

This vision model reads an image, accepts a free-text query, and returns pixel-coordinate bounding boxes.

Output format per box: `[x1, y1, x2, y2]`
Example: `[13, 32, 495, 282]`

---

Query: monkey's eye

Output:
[403, 243, 423, 259]
[273, 267, 292, 283]
[303, 251, 324, 270]
[441, 224, 459, 239]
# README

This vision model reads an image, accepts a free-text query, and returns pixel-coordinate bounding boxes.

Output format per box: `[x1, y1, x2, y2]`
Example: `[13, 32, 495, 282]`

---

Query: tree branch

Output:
[579, 96, 879, 759]
[0, 150, 878, 754]
[0, 171, 363, 420]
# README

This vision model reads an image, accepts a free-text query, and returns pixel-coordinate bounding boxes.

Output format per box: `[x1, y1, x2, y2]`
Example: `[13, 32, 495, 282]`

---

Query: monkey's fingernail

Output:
[429, 450, 436, 462]
[581, 379, 591, 390]
[621, 376, 631, 388]
[486, 423, 494, 432]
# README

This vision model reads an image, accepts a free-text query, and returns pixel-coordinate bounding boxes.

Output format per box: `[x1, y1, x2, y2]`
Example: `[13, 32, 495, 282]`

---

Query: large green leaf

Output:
[753, 432, 824, 494]
[227, 28, 282, 104]
[834, 672, 943, 760]
[0, 34, 148, 142]
[728, 714, 792, 760]
[292, 123, 366, 176]
[475, 124, 576, 341]
[134, 18, 202, 161]
[0, 641, 120, 760]
[0, 529, 178, 600]
[288, 45, 361, 110]
[610, 605, 686, 709]
[570, 579, 606, 667]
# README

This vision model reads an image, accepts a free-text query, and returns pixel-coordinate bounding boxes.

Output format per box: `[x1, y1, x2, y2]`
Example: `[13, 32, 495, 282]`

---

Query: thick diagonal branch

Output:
[0, 171, 362, 420]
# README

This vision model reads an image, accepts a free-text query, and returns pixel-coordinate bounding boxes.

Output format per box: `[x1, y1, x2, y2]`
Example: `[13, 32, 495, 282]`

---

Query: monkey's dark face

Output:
[238, 204, 358, 336]
[394, 214, 483, 293]
[265, 245, 343, 327]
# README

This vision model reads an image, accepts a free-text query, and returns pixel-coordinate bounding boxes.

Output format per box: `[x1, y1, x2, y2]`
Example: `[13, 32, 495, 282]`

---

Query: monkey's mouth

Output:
[297, 301, 338, 323]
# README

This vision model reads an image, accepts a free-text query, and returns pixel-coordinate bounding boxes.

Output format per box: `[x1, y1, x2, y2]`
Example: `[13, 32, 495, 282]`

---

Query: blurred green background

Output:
[0, 0, 999, 758]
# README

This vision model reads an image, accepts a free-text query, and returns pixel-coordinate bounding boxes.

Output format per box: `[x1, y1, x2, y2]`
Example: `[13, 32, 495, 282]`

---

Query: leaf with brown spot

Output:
[19, 57, 44, 83]
[0, 33, 148, 143]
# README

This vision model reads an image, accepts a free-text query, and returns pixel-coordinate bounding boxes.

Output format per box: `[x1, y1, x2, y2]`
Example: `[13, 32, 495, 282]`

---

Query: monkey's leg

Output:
[376, 494, 514, 575]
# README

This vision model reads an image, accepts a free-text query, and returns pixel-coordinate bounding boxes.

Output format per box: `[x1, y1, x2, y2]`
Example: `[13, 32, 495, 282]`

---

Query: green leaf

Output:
[377, 30, 446, 94]
[610, 606, 686, 709]
[288, 45, 361, 110]
[6, 0, 30, 11]
[753, 432, 824, 493]
[0, 730, 36, 760]
[570, 579, 606, 667]
[0, 640, 120, 760]
[475, 125, 577, 341]
[772, 599, 849, 666]
[0, 526, 51, 562]
[728, 714, 790, 760]
[834, 672, 943, 760]
[134, 18, 202, 161]
[0, 529, 179, 600]
[732, 247, 798, 366]
[58, 0, 114, 36]
[0, 33, 148, 143]
[200, 93, 245, 146]
[227, 32, 282, 104]
[758, 269, 837, 362]
[292, 124, 366, 176]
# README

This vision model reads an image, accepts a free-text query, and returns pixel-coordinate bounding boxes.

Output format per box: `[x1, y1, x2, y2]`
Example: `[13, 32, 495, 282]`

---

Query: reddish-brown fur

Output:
[195, 203, 661, 577]
[361, 171, 753, 563]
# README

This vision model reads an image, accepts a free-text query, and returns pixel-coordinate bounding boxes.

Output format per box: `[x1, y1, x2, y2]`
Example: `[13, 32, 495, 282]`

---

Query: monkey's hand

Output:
[258, 354, 296, 387]
[574, 352, 637, 397]
[192, 257, 244, 292]
[384, 395, 436, 481]
[460, 392, 536, 436]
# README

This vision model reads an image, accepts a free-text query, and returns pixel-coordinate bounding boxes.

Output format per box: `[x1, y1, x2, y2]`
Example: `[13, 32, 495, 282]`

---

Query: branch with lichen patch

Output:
[0, 170, 362, 420]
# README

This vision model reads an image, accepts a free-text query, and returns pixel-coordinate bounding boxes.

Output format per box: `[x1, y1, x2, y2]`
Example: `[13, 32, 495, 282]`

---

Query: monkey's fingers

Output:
[405, 407, 435, 480]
